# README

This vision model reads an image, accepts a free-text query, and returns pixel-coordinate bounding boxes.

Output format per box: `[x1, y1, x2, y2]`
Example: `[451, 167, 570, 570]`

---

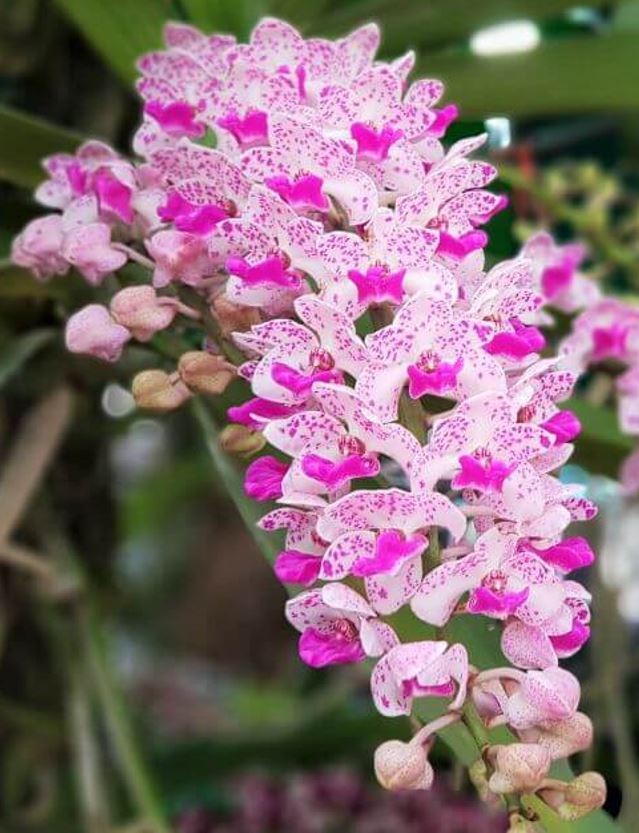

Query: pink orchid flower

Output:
[522, 232, 599, 313]
[412, 392, 553, 493]
[233, 296, 367, 406]
[262, 383, 421, 507]
[285, 582, 398, 668]
[259, 506, 324, 586]
[474, 667, 581, 730]
[151, 141, 251, 234]
[396, 135, 500, 259]
[145, 230, 212, 287]
[316, 209, 455, 319]
[356, 296, 506, 423]
[316, 486, 465, 614]
[241, 114, 377, 224]
[371, 640, 468, 716]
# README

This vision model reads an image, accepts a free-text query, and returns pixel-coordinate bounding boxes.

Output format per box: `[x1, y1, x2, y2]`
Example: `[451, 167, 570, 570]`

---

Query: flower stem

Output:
[461, 700, 489, 752]
[79, 605, 172, 833]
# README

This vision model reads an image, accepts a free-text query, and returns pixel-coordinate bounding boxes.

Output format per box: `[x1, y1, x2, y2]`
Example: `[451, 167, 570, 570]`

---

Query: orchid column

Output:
[11, 16, 607, 831]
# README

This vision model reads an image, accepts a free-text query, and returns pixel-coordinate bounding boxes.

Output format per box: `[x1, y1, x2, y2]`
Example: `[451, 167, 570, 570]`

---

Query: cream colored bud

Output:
[519, 712, 593, 760]
[131, 370, 191, 412]
[558, 772, 607, 821]
[374, 740, 433, 792]
[212, 295, 260, 335]
[487, 744, 551, 795]
[178, 351, 235, 395]
[219, 424, 266, 457]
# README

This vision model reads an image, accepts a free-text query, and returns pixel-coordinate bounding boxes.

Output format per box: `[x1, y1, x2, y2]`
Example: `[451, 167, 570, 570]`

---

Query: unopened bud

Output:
[219, 424, 266, 457]
[110, 286, 177, 341]
[519, 712, 593, 760]
[66, 304, 130, 362]
[487, 744, 551, 794]
[538, 771, 606, 821]
[212, 295, 260, 335]
[374, 740, 433, 792]
[559, 772, 607, 821]
[131, 369, 191, 411]
[178, 351, 235, 395]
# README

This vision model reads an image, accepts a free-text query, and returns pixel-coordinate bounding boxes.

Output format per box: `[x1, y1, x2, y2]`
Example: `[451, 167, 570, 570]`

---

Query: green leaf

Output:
[50, 0, 169, 83]
[0, 107, 82, 188]
[415, 33, 639, 116]
[180, 0, 263, 38]
[312, 0, 581, 52]
[0, 262, 79, 300]
[192, 398, 279, 562]
[613, 2, 639, 31]
[0, 329, 56, 389]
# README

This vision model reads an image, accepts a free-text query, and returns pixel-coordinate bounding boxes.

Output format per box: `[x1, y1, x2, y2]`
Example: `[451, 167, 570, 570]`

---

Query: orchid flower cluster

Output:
[11, 16, 606, 827]
[560, 296, 639, 494]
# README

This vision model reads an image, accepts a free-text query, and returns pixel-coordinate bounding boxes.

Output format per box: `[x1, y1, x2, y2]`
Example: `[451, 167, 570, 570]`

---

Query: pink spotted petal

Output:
[541, 411, 581, 444]
[301, 452, 380, 491]
[501, 621, 558, 670]
[274, 550, 321, 586]
[352, 530, 427, 577]
[299, 627, 365, 667]
[407, 358, 462, 398]
[244, 455, 289, 501]
[550, 621, 590, 658]
[467, 586, 530, 618]
[145, 100, 205, 138]
[529, 537, 595, 573]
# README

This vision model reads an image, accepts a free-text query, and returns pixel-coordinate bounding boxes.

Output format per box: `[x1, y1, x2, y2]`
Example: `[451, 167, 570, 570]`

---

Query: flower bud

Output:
[212, 295, 260, 335]
[131, 369, 191, 411]
[110, 285, 177, 341]
[519, 712, 593, 760]
[374, 740, 433, 791]
[66, 304, 130, 362]
[178, 351, 235, 395]
[487, 743, 551, 794]
[558, 772, 606, 821]
[538, 771, 606, 821]
[219, 424, 266, 457]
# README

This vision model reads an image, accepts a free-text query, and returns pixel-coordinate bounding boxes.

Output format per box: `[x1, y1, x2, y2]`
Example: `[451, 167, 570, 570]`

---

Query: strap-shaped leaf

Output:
[180, 0, 260, 38]
[51, 0, 167, 83]
[419, 33, 638, 116]
[193, 399, 279, 561]
[0, 329, 56, 390]
[313, 0, 580, 51]
[0, 107, 81, 188]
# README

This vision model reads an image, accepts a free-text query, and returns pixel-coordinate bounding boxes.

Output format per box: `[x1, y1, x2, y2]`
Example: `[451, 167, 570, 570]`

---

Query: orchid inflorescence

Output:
[11, 16, 607, 828]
